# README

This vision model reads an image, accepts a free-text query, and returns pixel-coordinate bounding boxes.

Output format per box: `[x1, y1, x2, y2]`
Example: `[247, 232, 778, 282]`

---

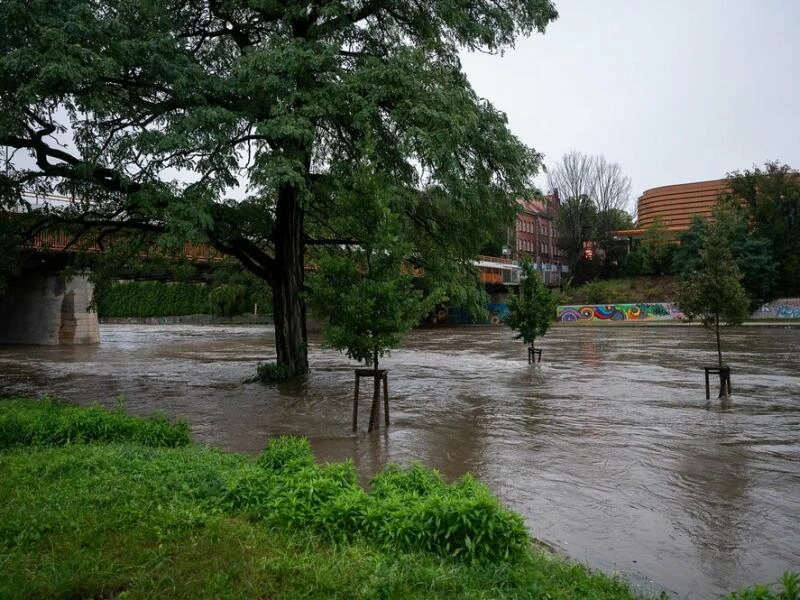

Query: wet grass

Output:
[0, 396, 793, 599]
[563, 277, 680, 305]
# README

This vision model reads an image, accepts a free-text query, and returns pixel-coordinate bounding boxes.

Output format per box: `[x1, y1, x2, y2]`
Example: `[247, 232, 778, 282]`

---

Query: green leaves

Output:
[723, 162, 800, 296]
[726, 572, 800, 600]
[678, 217, 750, 330]
[228, 439, 531, 563]
[505, 260, 555, 348]
[0, 396, 191, 448]
[678, 214, 750, 367]
[308, 248, 430, 367]
[1, 0, 557, 371]
[307, 199, 433, 368]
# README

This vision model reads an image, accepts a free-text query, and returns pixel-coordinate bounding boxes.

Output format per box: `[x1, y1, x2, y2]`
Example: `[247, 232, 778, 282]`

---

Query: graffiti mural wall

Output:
[557, 303, 684, 323]
[752, 298, 800, 319]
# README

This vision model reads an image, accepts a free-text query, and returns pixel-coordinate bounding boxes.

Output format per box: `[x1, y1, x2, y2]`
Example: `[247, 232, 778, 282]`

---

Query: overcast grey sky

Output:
[460, 0, 800, 213]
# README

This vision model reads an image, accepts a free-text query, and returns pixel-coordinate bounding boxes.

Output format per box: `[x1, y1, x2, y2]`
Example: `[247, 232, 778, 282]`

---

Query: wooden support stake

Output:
[383, 372, 390, 428]
[353, 369, 389, 433]
[352, 374, 360, 432]
[528, 347, 542, 364]
[703, 365, 732, 399]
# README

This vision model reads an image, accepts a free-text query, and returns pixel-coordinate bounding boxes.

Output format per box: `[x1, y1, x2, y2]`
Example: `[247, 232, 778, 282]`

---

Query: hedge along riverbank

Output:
[95, 280, 211, 318]
[94, 279, 272, 318]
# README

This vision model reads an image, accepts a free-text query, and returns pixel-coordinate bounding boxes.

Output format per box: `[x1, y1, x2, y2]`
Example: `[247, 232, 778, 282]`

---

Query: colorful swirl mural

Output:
[557, 303, 684, 323]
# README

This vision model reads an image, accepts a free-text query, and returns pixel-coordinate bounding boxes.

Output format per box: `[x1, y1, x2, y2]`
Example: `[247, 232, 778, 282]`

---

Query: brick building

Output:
[513, 191, 566, 283]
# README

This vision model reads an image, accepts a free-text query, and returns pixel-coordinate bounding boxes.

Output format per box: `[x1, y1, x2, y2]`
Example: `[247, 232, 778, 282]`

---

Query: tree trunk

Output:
[272, 183, 308, 376]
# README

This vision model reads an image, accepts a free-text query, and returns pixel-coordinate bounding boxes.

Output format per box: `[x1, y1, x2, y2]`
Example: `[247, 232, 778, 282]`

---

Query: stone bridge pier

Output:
[0, 266, 99, 345]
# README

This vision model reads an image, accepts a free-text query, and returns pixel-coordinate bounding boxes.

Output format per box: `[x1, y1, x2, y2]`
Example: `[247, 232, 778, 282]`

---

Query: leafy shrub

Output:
[253, 361, 295, 382]
[209, 283, 248, 317]
[228, 438, 531, 563]
[726, 572, 799, 600]
[0, 397, 190, 448]
[370, 463, 447, 498]
[257, 435, 316, 471]
[367, 471, 529, 562]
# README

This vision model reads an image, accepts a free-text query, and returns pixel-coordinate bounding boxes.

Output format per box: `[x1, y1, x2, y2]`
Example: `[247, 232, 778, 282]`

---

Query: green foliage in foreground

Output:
[726, 572, 800, 600]
[230, 440, 529, 563]
[0, 396, 190, 448]
[0, 397, 650, 599]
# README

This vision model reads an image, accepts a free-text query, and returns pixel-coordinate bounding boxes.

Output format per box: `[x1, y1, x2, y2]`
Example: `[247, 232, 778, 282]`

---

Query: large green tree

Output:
[721, 162, 800, 296]
[0, 0, 557, 374]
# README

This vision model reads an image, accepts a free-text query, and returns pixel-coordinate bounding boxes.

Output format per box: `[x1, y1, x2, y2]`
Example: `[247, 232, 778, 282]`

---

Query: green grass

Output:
[0, 395, 191, 448]
[563, 277, 679, 305]
[0, 396, 794, 599]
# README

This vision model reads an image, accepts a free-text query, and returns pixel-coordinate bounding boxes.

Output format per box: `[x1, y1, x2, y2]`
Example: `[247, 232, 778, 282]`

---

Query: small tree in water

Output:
[678, 218, 750, 397]
[307, 225, 433, 426]
[505, 260, 556, 361]
[309, 248, 429, 370]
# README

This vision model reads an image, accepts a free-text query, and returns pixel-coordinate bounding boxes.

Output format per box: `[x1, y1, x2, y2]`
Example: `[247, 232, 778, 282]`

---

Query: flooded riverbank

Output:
[1, 323, 798, 598]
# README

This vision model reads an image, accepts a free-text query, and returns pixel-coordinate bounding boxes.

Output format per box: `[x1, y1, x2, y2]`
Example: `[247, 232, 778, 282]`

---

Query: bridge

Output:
[1, 194, 525, 345]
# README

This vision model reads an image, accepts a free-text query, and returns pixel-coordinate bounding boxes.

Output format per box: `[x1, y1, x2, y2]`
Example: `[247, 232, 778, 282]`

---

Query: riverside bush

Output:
[257, 435, 316, 471]
[0, 397, 190, 448]
[253, 361, 295, 382]
[226, 437, 530, 562]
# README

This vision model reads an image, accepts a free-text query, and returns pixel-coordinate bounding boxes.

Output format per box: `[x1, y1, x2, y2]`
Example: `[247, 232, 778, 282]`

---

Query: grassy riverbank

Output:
[1, 397, 795, 599]
[0, 397, 651, 599]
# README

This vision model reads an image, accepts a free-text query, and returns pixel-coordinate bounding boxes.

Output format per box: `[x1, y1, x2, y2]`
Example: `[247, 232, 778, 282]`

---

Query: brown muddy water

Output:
[1, 323, 798, 599]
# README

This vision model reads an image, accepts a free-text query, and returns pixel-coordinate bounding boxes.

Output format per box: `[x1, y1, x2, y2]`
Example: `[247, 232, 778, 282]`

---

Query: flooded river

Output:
[1, 323, 798, 599]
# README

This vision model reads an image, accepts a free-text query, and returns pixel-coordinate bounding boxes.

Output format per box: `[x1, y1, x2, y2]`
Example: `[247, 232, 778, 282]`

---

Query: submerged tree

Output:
[505, 260, 555, 361]
[307, 208, 433, 428]
[307, 243, 432, 376]
[0, 0, 557, 376]
[678, 219, 749, 396]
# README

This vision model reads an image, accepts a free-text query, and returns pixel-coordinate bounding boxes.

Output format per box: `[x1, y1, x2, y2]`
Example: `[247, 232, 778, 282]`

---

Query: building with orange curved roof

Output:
[637, 178, 729, 230]
[615, 178, 729, 238]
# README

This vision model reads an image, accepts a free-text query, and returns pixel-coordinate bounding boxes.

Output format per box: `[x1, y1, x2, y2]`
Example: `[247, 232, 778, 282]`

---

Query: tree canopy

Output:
[505, 259, 555, 352]
[555, 194, 597, 279]
[547, 150, 632, 268]
[675, 206, 777, 310]
[0, 0, 558, 374]
[721, 162, 800, 297]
